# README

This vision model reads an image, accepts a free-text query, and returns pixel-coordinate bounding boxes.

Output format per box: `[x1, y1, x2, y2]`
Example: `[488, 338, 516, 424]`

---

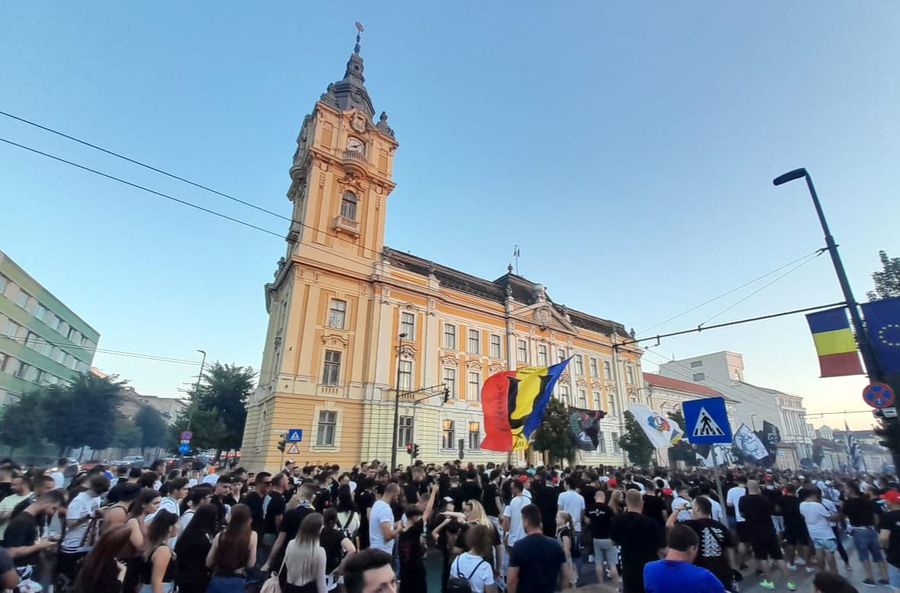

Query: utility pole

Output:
[390, 333, 407, 471]
[186, 349, 207, 432]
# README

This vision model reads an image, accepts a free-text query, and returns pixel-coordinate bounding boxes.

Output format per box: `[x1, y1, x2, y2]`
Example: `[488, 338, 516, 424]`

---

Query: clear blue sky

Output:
[2, 3, 898, 429]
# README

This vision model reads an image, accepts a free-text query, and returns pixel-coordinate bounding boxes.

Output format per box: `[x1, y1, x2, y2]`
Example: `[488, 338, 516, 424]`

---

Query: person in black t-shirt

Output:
[642, 491, 668, 526]
[242, 471, 271, 537]
[844, 483, 889, 585]
[481, 475, 502, 520]
[355, 480, 377, 550]
[260, 483, 316, 573]
[262, 474, 287, 566]
[878, 489, 900, 589]
[461, 470, 482, 504]
[586, 489, 619, 588]
[610, 489, 665, 593]
[739, 480, 792, 590]
[2, 489, 65, 579]
[778, 486, 812, 569]
[669, 495, 736, 591]
[508, 503, 570, 593]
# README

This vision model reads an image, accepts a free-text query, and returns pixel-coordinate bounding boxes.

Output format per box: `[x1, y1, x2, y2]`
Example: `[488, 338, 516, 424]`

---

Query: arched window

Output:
[341, 192, 358, 220]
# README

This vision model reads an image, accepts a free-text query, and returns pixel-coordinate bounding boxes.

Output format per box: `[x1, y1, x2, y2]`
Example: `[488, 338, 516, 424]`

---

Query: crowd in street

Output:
[0, 455, 896, 593]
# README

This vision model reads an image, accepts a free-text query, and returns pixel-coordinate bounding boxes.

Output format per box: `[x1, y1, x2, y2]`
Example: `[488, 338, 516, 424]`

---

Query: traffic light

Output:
[406, 443, 413, 455]
[458, 438, 464, 460]
[277, 433, 287, 452]
[413, 443, 420, 458]
[443, 386, 450, 403]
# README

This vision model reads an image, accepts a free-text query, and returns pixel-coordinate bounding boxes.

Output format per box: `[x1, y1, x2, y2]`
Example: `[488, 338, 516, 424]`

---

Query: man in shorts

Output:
[739, 480, 794, 591]
[798, 486, 840, 574]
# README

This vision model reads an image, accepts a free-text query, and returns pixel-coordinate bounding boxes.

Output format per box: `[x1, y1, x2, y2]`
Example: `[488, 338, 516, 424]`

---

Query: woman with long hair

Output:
[72, 525, 136, 593]
[320, 508, 356, 591]
[448, 524, 498, 593]
[556, 510, 578, 589]
[282, 512, 327, 593]
[174, 503, 218, 593]
[140, 509, 178, 593]
[335, 485, 360, 544]
[122, 488, 162, 593]
[102, 483, 140, 535]
[178, 486, 213, 532]
[205, 503, 257, 593]
[461, 499, 503, 575]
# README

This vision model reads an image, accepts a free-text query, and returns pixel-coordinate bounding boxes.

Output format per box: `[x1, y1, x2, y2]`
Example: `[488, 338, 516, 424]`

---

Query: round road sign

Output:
[181, 431, 193, 441]
[863, 383, 895, 409]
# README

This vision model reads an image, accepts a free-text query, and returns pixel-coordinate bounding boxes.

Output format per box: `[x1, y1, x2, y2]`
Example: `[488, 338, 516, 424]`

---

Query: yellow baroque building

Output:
[239, 42, 644, 471]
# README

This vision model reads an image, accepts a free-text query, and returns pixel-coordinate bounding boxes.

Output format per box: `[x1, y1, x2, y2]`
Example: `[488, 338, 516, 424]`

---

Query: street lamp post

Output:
[750, 414, 758, 432]
[186, 349, 207, 432]
[390, 333, 407, 471]
[773, 168, 882, 381]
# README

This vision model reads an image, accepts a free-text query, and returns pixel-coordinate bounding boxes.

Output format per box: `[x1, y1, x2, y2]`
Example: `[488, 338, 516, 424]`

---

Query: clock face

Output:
[347, 137, 365, 153]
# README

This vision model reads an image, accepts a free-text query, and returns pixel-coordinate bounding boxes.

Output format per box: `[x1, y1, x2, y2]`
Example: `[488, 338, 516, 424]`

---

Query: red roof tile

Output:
[643, 372, 723, 398]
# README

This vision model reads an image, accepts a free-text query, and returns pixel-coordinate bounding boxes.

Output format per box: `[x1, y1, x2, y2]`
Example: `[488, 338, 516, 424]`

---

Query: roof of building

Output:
[384, 248, 629, 337]
[643, 372, 724, 398]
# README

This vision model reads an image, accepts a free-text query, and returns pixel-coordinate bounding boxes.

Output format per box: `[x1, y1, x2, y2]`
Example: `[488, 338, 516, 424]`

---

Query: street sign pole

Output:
[710, 446, 725, 512]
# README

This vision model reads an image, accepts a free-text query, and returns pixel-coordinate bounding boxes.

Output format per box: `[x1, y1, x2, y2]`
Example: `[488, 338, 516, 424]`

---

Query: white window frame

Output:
[401, 312, 415, 338]
[468, 329, 480, 355]
[557, 348, 566, 363]
[442, 419, 455, 450]
[599, 432, 607, 453]
[444, 323, 457, 350]
[490, 334, 501, 359]
[560, 385, 570, 406]
[537, 344, 548, 367]
[443, 367, 456, 399]
[467, 371, 480, 401]
[322, 350, 342, 386]
[517, 340, 528, 365]
[398, 415, 414, 448]
[316, 410, 337, 446]
[578, 389, 587, 407]
[612, 431, 620, 454]
[590, 358, 598, 378]
[399, 359, 413, 391]
[327, 299, 347, 329]
[468, 422, 480, 450]
[626, 365, 635, 384]
[593, 391, 601, 410]
[603, 360, 612, 380]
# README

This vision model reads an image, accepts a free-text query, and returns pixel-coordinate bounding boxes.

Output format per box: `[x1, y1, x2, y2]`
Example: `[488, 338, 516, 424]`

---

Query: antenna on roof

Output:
[513, 245, 520, 275]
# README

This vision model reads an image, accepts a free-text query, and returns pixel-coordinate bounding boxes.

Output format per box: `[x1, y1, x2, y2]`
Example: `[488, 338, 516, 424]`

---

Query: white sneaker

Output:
[787, 564, 797, 571]
[795, 558, 806, 566]
[805, 567, 816, 574]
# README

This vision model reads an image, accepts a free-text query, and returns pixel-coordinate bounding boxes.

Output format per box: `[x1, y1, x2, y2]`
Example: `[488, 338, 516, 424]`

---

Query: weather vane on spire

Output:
[354, 21, 364, 55]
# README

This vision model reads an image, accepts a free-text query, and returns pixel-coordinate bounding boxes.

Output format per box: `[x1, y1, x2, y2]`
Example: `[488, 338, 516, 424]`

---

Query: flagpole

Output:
[711, 446, 726, 514]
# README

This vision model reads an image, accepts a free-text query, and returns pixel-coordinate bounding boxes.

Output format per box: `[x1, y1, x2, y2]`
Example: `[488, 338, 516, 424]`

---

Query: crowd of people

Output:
[0, 455, 895, 593]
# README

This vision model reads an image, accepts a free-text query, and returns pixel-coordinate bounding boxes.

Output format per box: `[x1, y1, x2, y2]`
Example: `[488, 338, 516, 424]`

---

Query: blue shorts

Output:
[812, 537, 838, 553]
[852, 527, 885, 563]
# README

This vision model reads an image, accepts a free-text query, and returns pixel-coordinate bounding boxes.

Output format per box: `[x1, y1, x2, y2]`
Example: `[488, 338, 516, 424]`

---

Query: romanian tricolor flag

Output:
[806, 307, 864, 377]
[480, 359, 571, 452]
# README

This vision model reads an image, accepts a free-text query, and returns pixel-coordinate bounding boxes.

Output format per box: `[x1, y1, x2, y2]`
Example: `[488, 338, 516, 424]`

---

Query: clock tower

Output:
[240, 32, 400, 469]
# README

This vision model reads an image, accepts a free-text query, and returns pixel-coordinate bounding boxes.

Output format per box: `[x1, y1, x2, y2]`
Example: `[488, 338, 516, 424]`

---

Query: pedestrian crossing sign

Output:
[287, 443, 300, 455]
[682, 397, 732, 444]
[287, 429, 303, 442]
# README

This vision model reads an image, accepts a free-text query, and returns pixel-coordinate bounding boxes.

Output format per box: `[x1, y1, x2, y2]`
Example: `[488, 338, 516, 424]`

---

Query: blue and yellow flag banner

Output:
[480, 359, 571, 452]
[861, 296, 900, 375]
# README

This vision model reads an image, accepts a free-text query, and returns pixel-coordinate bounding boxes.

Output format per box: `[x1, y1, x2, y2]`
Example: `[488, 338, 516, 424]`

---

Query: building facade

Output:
[239, 44, 642, 470]
[657, 351, 812, 469]
[0, 250, 99, 406]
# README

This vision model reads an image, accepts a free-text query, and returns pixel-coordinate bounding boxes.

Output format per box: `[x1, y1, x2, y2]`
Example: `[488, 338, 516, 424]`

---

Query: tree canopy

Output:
[868, 250, 900, 301]
[619, 410, 655, 466]
[135, 406, 168, 452]
[531, 398, 577, 464]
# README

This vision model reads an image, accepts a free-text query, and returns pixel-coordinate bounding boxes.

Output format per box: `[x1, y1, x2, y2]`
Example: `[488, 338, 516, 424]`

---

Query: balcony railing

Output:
[333, 215, 360, 237]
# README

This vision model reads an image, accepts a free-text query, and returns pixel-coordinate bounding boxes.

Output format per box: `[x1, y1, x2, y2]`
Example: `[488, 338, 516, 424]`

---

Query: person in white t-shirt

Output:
[557, 478, 586, 535]
[368, 483, 401, 554]
[670, 484, 693, 522]
[58, 475, 109, 581]
[799, 487, 841, 574]
[450, 524, 499, 593]
[502, 479, 530, 549]
[726, 477, 749, 565]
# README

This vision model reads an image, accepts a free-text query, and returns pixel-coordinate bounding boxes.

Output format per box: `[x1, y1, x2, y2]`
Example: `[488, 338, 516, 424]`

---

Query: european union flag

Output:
[861, 296, 900, 375]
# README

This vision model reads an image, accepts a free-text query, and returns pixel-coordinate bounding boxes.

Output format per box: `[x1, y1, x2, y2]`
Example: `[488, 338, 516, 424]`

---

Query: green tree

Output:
[135, 406, 168, 453]
[531, 398, 577, 465]
[184, 362, 255, 452]
[114, 416, 142, 450]
[43, 374, 126, 457]
[0, 392, 46, 453]
[667, 410, 697, 466]
[170, 405, 229, 453]
[619, 411, 655, 466]
[867, 250, 900, 301]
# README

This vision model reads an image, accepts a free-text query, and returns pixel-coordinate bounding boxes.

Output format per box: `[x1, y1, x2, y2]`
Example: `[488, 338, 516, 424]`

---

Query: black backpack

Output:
[446, 558, 485, 593]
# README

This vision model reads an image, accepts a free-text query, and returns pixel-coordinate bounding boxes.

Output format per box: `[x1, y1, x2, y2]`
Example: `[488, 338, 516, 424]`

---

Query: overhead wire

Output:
[2, 333, 202, 365]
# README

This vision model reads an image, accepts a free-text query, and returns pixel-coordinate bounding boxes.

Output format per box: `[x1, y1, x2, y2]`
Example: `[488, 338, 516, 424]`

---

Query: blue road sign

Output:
[287, 429, 303, 443]
[178, 443, 191, 455]
[683, 397, 732, 445]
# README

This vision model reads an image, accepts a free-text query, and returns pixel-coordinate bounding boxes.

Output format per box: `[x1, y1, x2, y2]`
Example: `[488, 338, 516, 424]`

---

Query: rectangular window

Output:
[557, 348, 566, 363]
[693, 373, 706, 382]
[327, 299, 347, 329]
[398, 359, 413, 391]
[51, 347, 64, 364]
[1, 319, 19, 338]
[33, 304, 47, 322]
[400, 312, 415, 338]
[603, 360, 612, 380]
[467, 371, 480, 400]
[538, 344, 548, 367]
[599, 432, 607, 453]
[612, 431, 620, 454]
[58, 320, 69, 337]
[468, 329, 480, 355]
[593, 391, 601, 410]
[626, 366, 635, 385]
[517, 340, 528, 364]
[442, 419, 455, 450]
[68, 328, 80, 344]
[13, 289, 28, 309]
[590, 358, 598, 378]
[3, 357, 20, 377]
[560, 385, 570, 406]
[690, 361, 703, 368]
[0, 275, 6, 294]
[47, 314, 60, 331]
[316, 411, 337, 446]
[444, 324, 457, 349]
[490, 335, 501, 359]
[322, 350, 342, 386]
[468, 422, 480, 450]
[14, 362, 30, 380]
[25, 332, 41, 351]
[578, 389, 587, 407]
[608, 393, 616, 417]
[443, 367, 456, 398]
[575, 355, 584, 375]
[398, 415, 414, 448]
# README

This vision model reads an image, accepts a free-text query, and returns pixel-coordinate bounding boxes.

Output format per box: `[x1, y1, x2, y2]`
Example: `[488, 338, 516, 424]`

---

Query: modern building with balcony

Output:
[0, 250, 100, 405]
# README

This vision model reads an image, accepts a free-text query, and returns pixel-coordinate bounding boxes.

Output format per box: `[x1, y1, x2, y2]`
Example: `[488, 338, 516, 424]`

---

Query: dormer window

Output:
[341, 192, 358, 220]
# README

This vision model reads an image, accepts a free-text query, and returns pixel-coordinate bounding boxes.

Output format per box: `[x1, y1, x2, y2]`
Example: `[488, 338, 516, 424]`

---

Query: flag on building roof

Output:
[480, 359, 571, 452]
[861, 296, 900, 375]
[806, 307, 864, 377]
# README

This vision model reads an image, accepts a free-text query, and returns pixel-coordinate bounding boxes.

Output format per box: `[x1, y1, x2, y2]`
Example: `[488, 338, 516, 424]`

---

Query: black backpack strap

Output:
[466, 559, 485, 580]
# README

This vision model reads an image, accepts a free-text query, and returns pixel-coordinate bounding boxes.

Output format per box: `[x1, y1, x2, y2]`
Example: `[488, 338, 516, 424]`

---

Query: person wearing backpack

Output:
[320, 509, 356, 591]
[448, 524, 497, 593]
